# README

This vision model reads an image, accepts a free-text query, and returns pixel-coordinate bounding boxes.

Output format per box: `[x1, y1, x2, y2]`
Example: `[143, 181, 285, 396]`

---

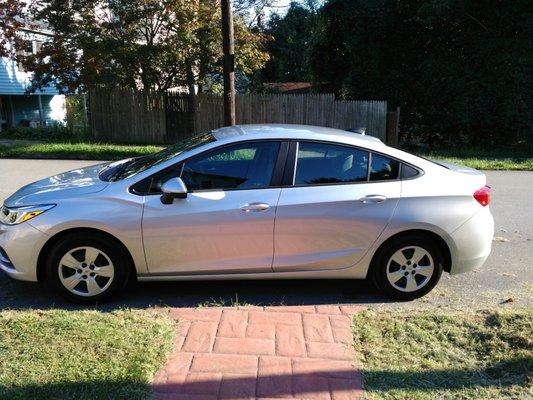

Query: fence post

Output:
[82, 93, 89, 128]
[386, 106, 400, 146]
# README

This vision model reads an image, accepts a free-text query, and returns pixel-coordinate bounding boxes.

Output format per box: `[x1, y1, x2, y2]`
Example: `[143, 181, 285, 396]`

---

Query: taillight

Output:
[474, 185, 491, 206]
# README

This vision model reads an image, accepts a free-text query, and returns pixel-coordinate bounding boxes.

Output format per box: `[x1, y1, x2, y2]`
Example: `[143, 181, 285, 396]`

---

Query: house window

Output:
[16, 39, 41, 73]
[33, 40, 43, 54]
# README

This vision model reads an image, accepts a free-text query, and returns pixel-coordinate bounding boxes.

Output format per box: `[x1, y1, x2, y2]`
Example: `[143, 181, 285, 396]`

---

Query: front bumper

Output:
[0, 222, 49, 282]
[449, 207, 494, 275]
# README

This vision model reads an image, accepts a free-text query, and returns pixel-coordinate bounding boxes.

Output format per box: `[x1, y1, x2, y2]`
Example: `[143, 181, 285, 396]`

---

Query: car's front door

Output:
[142, 140, 284, 275]
[273, 141, 401, 272]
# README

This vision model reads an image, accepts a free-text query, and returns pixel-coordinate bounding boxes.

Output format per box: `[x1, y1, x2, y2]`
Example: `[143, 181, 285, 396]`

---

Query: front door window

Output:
[182, 141, 280, 190]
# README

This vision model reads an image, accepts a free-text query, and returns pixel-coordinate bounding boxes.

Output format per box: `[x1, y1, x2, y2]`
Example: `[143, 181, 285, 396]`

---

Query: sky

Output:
[273, 0, 293, 9]
[264, 0, 293, 18]
[263, 0, 324, 18]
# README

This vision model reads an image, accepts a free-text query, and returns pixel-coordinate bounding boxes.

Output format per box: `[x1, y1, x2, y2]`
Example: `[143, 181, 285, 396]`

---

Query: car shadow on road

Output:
[0, 274, 394, 311]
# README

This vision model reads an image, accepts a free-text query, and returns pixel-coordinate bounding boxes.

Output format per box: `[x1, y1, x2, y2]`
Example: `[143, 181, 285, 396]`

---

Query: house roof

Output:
[263, 82, 312, 93]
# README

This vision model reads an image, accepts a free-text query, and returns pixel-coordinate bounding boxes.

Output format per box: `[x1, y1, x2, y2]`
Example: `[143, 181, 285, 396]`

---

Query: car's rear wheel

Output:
[46, 232, 131, 303]
[371, 234, 443, 300]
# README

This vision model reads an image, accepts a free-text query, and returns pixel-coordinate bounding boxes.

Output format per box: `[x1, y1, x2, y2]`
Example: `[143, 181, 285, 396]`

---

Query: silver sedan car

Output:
[0, 125, 494, 303]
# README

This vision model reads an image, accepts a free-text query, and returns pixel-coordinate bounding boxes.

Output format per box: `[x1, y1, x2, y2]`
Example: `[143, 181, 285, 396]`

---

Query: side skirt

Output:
[137, 265, 367, 282]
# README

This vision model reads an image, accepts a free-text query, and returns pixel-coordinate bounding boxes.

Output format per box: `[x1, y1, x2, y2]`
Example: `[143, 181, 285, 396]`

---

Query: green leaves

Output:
[261, 2, 318, 83]
[308, 0, 531, 146]
[12, 0, 269, 94]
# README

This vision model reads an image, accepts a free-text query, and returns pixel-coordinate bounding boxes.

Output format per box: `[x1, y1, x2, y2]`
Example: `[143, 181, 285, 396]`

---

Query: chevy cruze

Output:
[0, 125, 494, 303]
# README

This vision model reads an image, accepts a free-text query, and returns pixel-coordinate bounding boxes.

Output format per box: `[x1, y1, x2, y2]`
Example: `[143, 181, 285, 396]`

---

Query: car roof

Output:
[120, 124, 441, 185]
[208, 124, 439, 172]
[211, 124, 384, 146]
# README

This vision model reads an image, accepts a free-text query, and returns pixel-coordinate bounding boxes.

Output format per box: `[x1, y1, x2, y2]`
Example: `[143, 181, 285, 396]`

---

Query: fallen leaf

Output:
[493, 236, 510, 242]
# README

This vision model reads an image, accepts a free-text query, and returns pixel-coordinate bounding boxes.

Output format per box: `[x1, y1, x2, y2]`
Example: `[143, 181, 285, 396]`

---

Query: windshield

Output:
[99, 132, 216, 182]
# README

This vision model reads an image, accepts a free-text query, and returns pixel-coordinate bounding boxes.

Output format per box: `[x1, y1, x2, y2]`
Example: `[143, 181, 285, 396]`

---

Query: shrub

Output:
[0, 125, 90, 142]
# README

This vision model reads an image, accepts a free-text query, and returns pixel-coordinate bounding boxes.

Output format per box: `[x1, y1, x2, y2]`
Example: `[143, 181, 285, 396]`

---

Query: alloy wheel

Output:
[58, 246, 115, 297]
[386, 245, 434, 292]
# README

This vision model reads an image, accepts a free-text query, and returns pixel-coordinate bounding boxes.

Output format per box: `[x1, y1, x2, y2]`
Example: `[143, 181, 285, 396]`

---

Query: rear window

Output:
[416, 155, 450, 169]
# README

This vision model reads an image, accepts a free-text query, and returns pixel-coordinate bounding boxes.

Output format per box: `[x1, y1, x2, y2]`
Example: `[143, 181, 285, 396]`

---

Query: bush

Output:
[0, 125, 90, 142]
[66, 95, 89, 132]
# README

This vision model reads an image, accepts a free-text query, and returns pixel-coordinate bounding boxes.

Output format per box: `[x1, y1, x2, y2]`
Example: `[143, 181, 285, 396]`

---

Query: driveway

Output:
[0, 158, 531, 310]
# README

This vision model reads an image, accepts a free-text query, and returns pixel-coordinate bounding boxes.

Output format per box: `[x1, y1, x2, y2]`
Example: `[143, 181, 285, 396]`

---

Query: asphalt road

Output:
[0, 159, 531, 311]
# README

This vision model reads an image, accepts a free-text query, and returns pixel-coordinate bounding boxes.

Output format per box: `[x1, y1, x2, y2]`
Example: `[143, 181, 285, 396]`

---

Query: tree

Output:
[261, 0, 319, 83]
[0, 0, 26, 58]
[4, 0, 269, 94]
[233, 0, 277, 27]
[310, 0, 532, 146]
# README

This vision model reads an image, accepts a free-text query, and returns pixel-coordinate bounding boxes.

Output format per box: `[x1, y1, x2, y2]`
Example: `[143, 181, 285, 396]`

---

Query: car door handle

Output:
[358, 195, 387, 204]
[240, 202, 270, 212]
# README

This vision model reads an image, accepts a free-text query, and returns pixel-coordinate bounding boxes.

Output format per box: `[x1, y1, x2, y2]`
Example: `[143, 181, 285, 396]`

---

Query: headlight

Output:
[0, 204, 56, 225]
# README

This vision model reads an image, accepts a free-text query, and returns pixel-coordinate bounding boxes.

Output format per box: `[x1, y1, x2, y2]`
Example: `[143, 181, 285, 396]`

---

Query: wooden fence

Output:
[89, 88, 388, 144]
[89, 88, 167, 144]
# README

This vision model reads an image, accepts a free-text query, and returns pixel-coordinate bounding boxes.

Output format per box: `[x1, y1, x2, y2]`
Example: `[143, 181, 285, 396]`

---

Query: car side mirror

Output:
[160, 177, 188, 204]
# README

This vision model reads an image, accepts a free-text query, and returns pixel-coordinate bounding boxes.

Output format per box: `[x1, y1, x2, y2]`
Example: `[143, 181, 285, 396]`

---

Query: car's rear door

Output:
[141, 140, 287, 275]
[273, 141, 401, 272]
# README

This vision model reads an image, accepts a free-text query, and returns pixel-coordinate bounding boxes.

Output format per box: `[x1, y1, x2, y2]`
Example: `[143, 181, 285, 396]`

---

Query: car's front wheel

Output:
[371, 234, 443, 300]
[46, 232, 131, 303]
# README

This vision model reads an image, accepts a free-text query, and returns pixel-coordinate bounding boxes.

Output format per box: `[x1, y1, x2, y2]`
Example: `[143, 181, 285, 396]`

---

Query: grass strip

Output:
[0, 309, 174, 400]
[352, 308, 533, 400]
[0, 142, 163, 161]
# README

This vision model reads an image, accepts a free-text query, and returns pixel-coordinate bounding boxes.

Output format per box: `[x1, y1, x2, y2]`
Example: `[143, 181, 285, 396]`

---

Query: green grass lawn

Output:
[0, 309, 174, 400]
[352, 308, 533, 400]
[422, 156, 532, 171]
[416, 147, 532, 171]
[0, 141, 531, 170]
[0, 142, 163, 161]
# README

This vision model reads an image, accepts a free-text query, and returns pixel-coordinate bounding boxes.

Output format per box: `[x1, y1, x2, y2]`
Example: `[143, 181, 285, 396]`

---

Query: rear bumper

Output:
[0, 223, 48, 282]
[448, 207, 494, 274]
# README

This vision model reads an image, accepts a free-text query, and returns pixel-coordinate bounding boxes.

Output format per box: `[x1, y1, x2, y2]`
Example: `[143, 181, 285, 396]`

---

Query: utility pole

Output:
[221, 0, 235, 126]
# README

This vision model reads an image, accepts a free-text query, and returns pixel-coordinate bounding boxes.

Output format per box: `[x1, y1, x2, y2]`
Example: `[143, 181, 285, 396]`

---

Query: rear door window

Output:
[295, 142, 369, 185]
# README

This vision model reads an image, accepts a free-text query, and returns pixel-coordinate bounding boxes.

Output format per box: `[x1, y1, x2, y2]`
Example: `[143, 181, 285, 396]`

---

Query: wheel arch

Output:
[369, 229, 452, 275]
[37, 227, 137, 283]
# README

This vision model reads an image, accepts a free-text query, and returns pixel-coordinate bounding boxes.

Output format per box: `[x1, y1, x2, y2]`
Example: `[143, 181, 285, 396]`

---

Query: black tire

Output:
[371, 234, 443, 301]
[46, 232, 131, 304]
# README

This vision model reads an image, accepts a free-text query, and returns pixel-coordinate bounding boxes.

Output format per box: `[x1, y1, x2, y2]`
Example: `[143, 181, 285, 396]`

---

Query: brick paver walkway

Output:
[152, 305, 364, 400]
